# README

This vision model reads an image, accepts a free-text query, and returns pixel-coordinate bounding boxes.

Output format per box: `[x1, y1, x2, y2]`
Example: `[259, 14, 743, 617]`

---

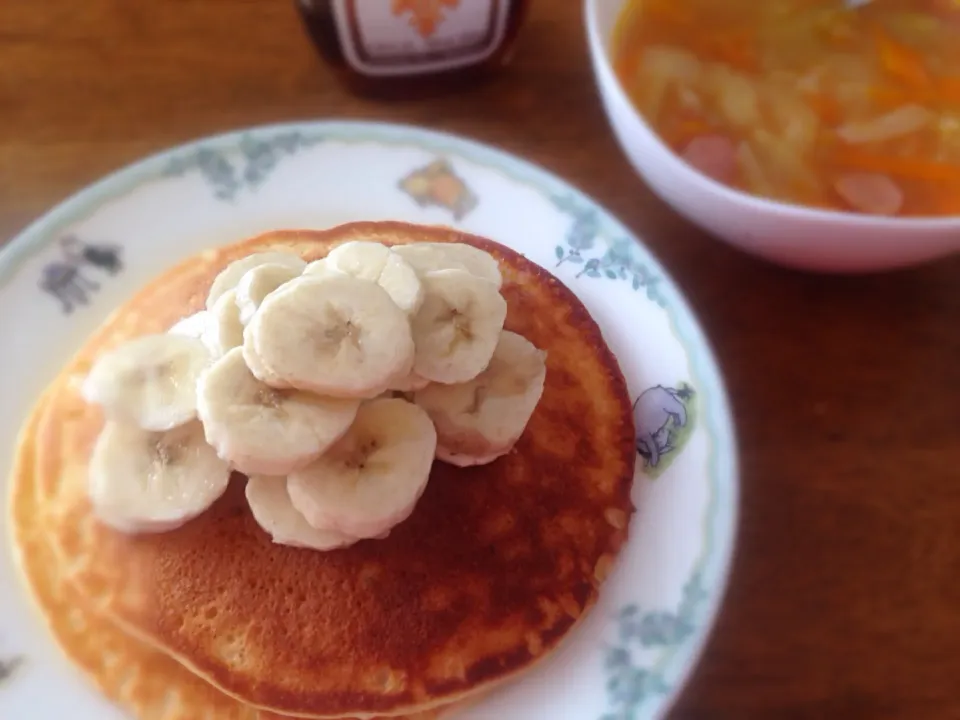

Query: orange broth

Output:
[612, 0, 960, 217]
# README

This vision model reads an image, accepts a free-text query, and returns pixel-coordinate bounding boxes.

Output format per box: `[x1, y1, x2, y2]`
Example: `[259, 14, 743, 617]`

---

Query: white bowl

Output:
[584, 0, 960, 273]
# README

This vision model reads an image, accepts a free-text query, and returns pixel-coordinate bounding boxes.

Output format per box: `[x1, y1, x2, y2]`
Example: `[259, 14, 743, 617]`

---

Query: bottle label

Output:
[331, 0, 509, 77]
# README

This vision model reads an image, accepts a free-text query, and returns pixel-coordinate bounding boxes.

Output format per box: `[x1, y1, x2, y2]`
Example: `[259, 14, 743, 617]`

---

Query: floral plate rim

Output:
[0, 120, 740, 719]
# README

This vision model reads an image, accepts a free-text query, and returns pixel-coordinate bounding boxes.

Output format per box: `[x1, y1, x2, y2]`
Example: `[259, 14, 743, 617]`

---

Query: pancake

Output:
[20, 222, 636, 718]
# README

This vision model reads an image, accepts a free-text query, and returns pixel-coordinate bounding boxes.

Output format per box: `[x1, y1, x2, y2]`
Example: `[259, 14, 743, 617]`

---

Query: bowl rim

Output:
[583, 0, 960, 232]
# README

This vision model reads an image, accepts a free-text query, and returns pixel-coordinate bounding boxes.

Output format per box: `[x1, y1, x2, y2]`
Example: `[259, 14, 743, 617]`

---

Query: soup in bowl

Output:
[585, 0, 960, 272]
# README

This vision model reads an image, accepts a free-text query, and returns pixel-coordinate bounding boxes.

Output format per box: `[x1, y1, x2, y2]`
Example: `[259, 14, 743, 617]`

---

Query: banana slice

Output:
[393, 242, 503, 288]
[326, 241, 423, 314]
[414, 331, 546, 467]
[302, 258, 343, 279]
[89, 420, 231, 533]
[206, 251, 306, 310]
[241, 327, 291, 389]
[287, 398, 437, 539]
[389, 372, 431, 393]
[411, 269, 507, 384]
[197, 347, 359, 475]
[435, 446, 506, 466]
[168, 310, 210, 338]
[247, 275, 415, 398]
[245, 476, 356, 550]
[207, 289, 245, 357]
[235, 262, 302, 326]
[382, 350, 429, 393]
[168, 310, 222, 357]
[82, 334, 210, 431]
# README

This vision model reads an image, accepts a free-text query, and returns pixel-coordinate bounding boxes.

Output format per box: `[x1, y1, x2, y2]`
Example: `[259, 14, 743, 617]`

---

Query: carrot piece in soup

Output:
[928, 184, 960, 214]
[873, 26, 932, 88]
[938, 77, 960, 104]
[938, 185, 960, 213]
[806, 92, 843, 125]
[709, 32, 758, 73]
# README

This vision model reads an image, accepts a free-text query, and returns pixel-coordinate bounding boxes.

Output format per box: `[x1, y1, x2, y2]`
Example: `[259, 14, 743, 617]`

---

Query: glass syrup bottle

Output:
[295, 0, 530, 99]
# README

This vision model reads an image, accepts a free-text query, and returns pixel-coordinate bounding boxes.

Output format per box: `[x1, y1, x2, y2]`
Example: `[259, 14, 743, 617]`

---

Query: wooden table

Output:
[2, 1, 958, 718]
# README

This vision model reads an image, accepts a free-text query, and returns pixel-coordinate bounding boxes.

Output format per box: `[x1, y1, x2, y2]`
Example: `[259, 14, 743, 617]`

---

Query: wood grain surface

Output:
[2, 1, 959, 718]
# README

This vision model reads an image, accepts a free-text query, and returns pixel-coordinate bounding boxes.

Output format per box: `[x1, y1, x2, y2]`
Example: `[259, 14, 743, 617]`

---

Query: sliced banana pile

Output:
[80, 240, 547, 551]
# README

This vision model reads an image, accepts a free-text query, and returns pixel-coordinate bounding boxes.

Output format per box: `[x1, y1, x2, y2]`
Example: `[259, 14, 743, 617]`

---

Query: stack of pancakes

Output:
[8, 222, 637, 720]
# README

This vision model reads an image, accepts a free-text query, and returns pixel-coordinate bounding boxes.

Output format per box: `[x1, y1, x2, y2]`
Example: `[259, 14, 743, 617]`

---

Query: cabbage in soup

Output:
[612, 0, 960, 217]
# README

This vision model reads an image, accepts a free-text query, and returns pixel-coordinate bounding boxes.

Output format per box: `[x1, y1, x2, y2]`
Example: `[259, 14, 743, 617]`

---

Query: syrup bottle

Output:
[295, 0, 530, 99]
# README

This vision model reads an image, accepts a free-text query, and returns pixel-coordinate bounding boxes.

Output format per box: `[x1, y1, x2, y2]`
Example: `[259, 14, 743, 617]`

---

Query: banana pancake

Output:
[25, 222, 636, 718]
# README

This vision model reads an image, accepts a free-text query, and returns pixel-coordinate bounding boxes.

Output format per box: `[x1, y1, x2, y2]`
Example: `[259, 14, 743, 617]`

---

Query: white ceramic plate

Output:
[0, 121, 738, 720]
